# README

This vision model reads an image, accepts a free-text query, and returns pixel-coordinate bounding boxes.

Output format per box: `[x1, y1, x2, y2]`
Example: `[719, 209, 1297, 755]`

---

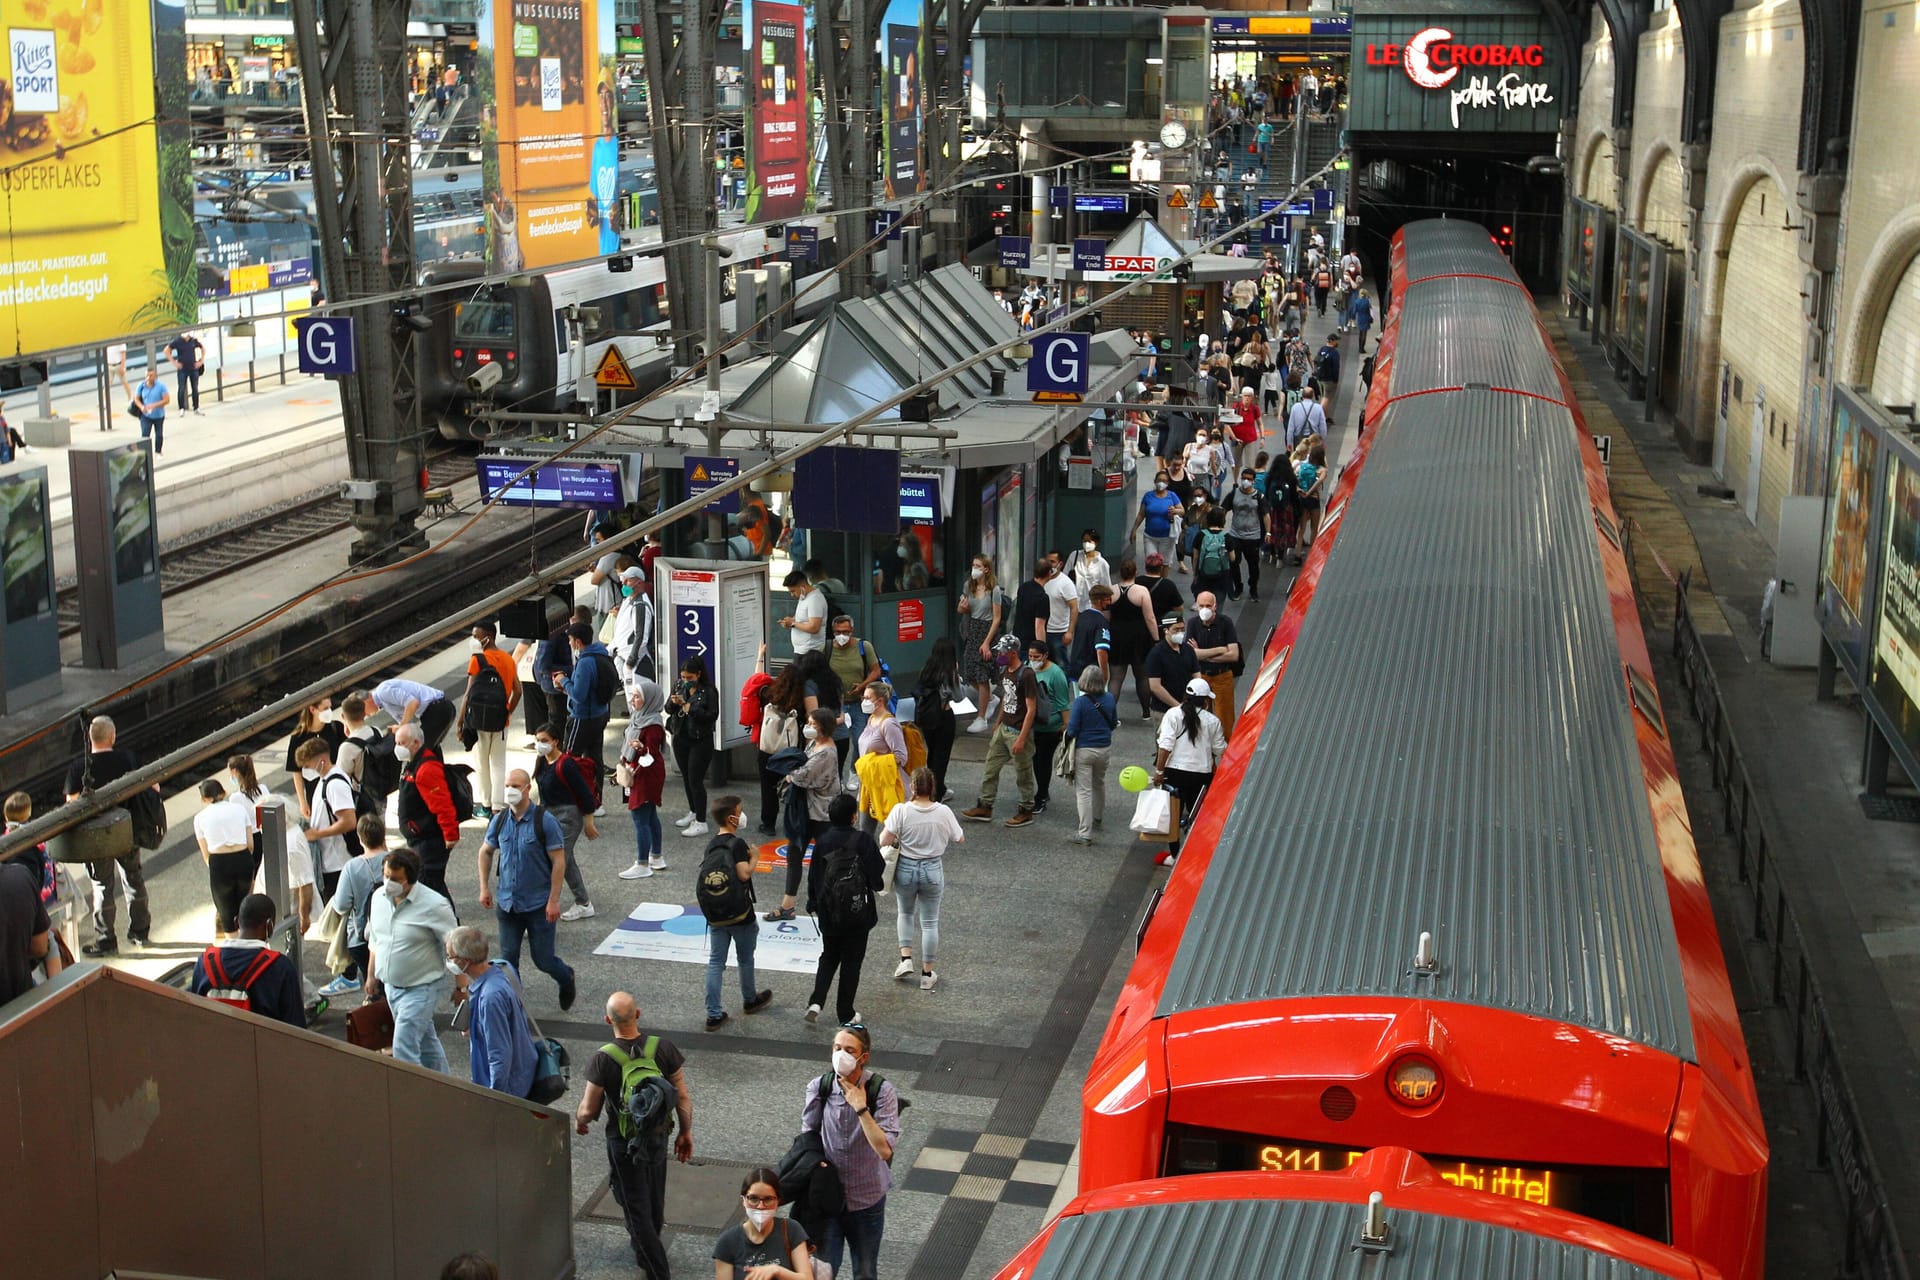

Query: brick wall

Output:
[1576, 9, 1618, 208]
[1719, 178, 1804, 542]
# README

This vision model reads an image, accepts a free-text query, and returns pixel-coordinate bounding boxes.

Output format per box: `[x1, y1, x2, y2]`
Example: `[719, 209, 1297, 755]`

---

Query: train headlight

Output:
[1386, 1055, 1443, 1108]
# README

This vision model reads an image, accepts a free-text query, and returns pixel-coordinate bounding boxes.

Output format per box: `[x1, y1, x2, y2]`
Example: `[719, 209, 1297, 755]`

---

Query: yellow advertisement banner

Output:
[0, 0, 194, 355]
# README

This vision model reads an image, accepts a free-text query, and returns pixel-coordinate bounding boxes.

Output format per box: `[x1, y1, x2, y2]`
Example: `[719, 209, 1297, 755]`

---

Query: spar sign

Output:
[1105, 255, 1173, 277]
[1349, 17, 1561, 133]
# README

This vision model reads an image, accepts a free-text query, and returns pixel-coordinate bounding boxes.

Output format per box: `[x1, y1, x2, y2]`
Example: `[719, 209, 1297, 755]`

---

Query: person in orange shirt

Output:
[463, 623, 521, 816]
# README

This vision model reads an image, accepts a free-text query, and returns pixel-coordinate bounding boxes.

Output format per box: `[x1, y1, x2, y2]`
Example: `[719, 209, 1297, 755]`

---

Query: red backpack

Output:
[555, 751, 602, 811]
[200, 946, 280, 1013]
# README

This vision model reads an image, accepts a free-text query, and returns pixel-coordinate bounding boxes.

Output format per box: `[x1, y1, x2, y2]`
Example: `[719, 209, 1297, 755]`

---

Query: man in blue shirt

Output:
[477, 768, 577, 1010]
[557, 621, 617, 793]
[446, 924, 537, 1097]
[371, 675, 455, 751]
[120, 363, 170, 455]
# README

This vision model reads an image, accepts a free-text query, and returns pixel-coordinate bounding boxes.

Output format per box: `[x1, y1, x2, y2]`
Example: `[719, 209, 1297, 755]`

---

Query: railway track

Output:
[56, 451, 475, 637]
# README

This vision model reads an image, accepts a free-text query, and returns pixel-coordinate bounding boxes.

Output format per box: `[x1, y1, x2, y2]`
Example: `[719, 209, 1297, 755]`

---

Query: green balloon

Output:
[1119, 765, 1151, 793]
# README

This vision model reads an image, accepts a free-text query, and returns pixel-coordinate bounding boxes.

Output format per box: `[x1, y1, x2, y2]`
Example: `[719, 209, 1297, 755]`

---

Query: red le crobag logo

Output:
[1365, 27, 1545, 89]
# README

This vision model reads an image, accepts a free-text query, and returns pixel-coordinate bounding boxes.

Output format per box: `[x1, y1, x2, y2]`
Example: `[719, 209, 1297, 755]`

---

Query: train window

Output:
[1626, 667, 1666, 737]
[1162, 1124, 1671, 1243]
[455, 301, 516, 340]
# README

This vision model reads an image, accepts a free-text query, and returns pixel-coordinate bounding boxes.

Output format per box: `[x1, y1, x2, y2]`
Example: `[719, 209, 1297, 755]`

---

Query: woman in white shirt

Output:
[194, 778, 256, 938]
[1067, 529, 1113, 611]
[1151, 677, 1228, 868]
[879, 767, 965, 992]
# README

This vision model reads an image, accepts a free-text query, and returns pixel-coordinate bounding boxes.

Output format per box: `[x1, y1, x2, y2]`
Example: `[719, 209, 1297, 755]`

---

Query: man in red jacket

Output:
[396, 722, 462, 908]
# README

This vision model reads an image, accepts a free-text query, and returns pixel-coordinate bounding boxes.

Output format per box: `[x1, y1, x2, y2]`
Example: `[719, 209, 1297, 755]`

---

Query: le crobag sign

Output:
[1351, 20, 1560, 132]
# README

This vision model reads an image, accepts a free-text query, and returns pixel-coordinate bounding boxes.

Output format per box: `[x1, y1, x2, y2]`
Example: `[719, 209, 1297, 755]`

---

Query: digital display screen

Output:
[1164, 1125, 1670, 1241]
[900, 475, 940, 525]
[1074, 195, 1127, 213]
[0, 470, 52, 624]
[478, 457, 623, 509]
[106, 445, 157, 586]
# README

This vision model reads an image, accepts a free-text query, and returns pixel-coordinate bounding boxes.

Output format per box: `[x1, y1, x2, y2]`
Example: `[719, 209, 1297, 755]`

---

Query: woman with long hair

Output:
[284, 695, 343, 820]
[792, 649, 848, 770]
[803, 791, 884, 1027]
[226, 752, 268, 873]
[1151, 676, 1227, 868]
[712, 1167, 814, 1280]
[880, 766, 965, 991]
[957, 554, 1003, 732]
[768, 707, 842, 921]
[911, 637, 961, 800]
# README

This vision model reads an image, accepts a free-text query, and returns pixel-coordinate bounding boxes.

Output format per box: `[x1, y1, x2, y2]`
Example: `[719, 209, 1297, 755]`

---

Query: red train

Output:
[997, 1151, 1725, 1279]
[1074, 220, 1768, 1276]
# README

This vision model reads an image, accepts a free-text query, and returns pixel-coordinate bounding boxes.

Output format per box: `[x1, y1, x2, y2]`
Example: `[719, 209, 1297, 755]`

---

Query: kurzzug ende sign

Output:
[1348, 12, 1563, 134]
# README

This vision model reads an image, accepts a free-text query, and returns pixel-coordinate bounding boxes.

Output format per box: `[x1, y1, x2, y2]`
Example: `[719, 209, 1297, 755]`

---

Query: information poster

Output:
[0, 470, 52, 624]
[1822, 397, 1877, 629]
[879, 0, 922, 199]
[1871, 455, 1920, 762]
[0, 0, 195, 353]
[477, 0, 619, 270]
[742, 0, 809, 221]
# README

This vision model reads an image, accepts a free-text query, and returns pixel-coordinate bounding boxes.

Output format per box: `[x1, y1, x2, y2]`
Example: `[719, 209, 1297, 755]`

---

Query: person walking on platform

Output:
[319, 813, 389, 999]
[372, 676, 455, 752]
[1188, 592, 1243, 738]
[1025, 641, 1073, 816]
[883, 767, 964, 991]
[189, 893, 305, 1027]
[802, 1026, 902, 1280]
[1224, 468, 1269, 604]
[395, 722, 463, 907]
[535, 609, 581, 742]
[962, 635, 1039, 828]
[121, 363, 169, 455]
[619, 676, 670, 880]
[367, 846, 459, 1070]
[165, 330, 205, 415]
[558, 621, 617, 793]
[65, 715, 153, 956]
[444, 924, 536, 1097]
[1105, 562, 1159, 718]
[805, 791, 884, 1025]
[1351, 288, 1374, 352]
[1152, 678, 1228, 869]
[1068, 667, 1119, 844]
[767, 708, 842, 922]
[534, 724, 600, 921]
[576, 992, 694, 1280]
[461, 624, 519, 817]
[476, 769, 578, 1011]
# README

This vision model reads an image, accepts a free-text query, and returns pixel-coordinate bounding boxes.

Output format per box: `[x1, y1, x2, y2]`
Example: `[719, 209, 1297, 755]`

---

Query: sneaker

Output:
[744, 989, 774, 1015]
[984, 696, 1001, 720]
[475, 804, 493, 820]
[675, 811, 696, 828]
[82, 939, 118, 957]
[805, 1003, 821, 1023]
[1250, 593, 1260, 603]
[841, 1012, 862, 1028]
[318, 974, 362, 998]
[941, 789, 955, 803]
[706, 1012, 731, 1030]
[1070, 834, 1092, 845]
[1141, 711, 1155, 723]
[127, 932, 152, 947]
[1154, 850, 1179, 868]
[965, 717, 990, 734]
[1005, 807, 1035, 828]
[1031, 798, 1049, 815]
[893, 957, 915, 981]
[594, 805, 607, 818]
[681, 821, 710, 837]
[560, 903, 596, 922]
[961, 805, 993, 822]
[920, 971, 939, 991]
[618, 863, 654, 879]
[648, 856, 669, 870]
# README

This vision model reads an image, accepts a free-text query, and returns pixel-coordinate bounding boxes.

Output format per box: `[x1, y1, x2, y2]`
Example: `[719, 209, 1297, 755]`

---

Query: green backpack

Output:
[1197, 529, 1231, 577]
[604, 1037, 674, 1140]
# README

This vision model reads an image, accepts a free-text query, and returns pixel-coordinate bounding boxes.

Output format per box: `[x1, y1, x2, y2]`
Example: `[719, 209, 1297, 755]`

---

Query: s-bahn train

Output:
[1077, 221, 1767, 1277]
[418, 221, 849, 439]
[995, 1154, 1725, 1280]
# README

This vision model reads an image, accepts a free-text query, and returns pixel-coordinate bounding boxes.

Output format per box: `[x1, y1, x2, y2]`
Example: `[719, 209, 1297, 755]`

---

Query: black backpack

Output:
[696, 834, 754, 925]
[466, 661, 511, 733]
[811, 838, 877, 932]
[441, 762, 476, 821]
[589, 651, 617, 706]
[358, 731, 401, 798]
[127, 787, 168, 851]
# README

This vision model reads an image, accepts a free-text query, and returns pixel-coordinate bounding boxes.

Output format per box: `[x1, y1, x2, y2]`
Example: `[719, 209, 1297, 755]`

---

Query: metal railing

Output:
[1670, 568, 1913, 1279]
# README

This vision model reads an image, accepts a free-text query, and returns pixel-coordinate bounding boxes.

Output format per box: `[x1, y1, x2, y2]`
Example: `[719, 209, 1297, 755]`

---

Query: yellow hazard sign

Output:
[1197, 188, 1218, 210]
[1166, 187, 1188, 209]
[594, 345, 638, 391]
[690, 463, 711, 482]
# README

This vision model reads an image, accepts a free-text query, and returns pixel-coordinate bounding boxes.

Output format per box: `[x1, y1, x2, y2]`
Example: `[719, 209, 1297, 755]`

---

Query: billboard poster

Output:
[880, 0, 922, 199]
[0, 0, 195, 355]
[1821, 395, 1878, 630]
[1870, 455, 1920, 764]
[477, 0, 619, 271]
[106, 443, 155, 584]
[0, 469, 51, 624]
[742, 0, 809, 221]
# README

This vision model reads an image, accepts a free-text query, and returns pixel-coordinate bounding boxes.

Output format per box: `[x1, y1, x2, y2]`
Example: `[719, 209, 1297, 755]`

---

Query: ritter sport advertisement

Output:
[742, 0, 809, 221]
[477, 0, 619, 272]
[0, 0, 195, 355]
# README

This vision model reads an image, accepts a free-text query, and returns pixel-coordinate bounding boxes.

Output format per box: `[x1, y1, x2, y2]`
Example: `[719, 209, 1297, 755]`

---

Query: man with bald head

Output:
[577, 990, 693, 1280]
[477, 767, 577, 1011]
[1187, 590, 1243, 738]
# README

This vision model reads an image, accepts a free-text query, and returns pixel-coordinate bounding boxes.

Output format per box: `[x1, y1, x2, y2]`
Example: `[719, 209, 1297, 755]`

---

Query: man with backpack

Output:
[476, 768, 578, 1012]
[293, 738, 359, 901]
[1315, 332, 1343, 391]
[1191, 509, 1236, 603]
[555, 621, 618, 799]
[1285, 385, 1328, 450]
[395, 721, 465, 907]
[696, 795, 773, 1030]
[461, 624, 519, 818]
[534, 724, 600, 923]
[189, 894, 305, 1027]
[445, 924, 536, 1097]
[576, 990, 693, 1280]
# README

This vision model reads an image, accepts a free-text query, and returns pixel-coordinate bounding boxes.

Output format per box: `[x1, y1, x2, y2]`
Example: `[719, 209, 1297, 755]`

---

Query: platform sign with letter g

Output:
[294, 317, 358, 376]
[1027, 332, 1090, 401]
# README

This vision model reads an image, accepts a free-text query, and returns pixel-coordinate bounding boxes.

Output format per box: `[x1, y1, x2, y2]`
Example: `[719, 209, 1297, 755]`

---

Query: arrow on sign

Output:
[686, 639, 709, 656]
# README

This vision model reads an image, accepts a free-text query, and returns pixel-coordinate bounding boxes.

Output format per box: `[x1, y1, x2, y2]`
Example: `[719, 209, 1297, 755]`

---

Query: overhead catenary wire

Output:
[0, 153, 1344, 861]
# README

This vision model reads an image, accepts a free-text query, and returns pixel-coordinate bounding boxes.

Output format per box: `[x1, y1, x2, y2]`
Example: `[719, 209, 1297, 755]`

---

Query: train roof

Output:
[1155, 384, 1695, 1060]
[1388, 275, 1564, 400]
[1397, 217, 1523, 284]
[1024, 1194, 1680, 1279]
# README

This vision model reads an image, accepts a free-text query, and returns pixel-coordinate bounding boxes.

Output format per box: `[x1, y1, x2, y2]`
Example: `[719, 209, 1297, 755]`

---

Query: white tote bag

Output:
[1129, 788, 1172, 837]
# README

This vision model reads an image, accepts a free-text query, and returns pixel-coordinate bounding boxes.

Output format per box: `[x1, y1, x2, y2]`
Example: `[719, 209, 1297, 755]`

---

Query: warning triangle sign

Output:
[690, 464, 710, 482]
[1197, 188, 1218, 210]
[593, 344, 638, 390]
[1167, 187, 1188, 209]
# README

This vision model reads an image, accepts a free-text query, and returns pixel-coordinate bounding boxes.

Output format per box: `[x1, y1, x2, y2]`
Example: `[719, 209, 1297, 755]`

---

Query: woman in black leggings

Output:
[194, 778, 256, 938]
[1106, 558, 1159, 717]
[669, 657, 720, 836]
[768, 708, 842, 921]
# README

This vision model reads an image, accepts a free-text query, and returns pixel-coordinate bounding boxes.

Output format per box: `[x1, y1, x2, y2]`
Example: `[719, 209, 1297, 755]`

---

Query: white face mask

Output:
[382, 877, 406, 900]
[445, 957, 467, 977]
[1241, 480, 1254, 492]
[832, 1048, 859, 1078]
[536, 741, 556, 757]
[1082, 542, 1096, 554]
[300, 767, 320, 782]
[1155, 480, 1168, 492]
[802, 724, 820, 741]
[1028, 659, 1044, 671]
[468, 637, 484, 653]
[394, 744, 413, 763]
[637, 751, 655, 767]
[970, 565, 984, 579]
[504, 786, 525, 807]
[834, 634, 852, 647]
[745, 1207, 774, 1230]
[1168, 630, 1186, 646]
[860, 699, 877, 715]
[1198, 606, 1215, 623]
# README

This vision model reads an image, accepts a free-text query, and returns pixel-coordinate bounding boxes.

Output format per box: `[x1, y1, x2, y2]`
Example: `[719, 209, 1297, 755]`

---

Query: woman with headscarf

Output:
[617, 674, 668, 879]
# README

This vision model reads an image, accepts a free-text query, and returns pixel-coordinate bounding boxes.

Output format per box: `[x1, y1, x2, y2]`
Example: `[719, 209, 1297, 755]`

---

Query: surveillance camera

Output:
[466, 361, 505, 394]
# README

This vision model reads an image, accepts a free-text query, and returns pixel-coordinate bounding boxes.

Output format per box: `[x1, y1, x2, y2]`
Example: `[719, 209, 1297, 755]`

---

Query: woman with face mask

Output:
[284, 694, 344, 822]
[617, 676, 669, 880]
[1150, 676, 1228, 869]
[852, 682, 909, 838]
[713, 1168, 814, 1280]
[801, 1026, 900, 1280]
[768, 709, 843, 921]
[956, 556, 1003, 732]
[803, 791, 884, 1025]
[1067, 529, 1112, 612]
[1128, 472, 1186, 574]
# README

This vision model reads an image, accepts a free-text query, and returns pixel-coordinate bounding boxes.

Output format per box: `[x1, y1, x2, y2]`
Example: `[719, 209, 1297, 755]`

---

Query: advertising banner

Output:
[0, 0, 195, 355]
[1347, 13, 1562, 134]
[1871, 455, 1920, 763]
[476, 0, 619, 271]
[742, 0, 809, 221]
[880, 0, 923, 199]
[1821, 393, 1878, 632]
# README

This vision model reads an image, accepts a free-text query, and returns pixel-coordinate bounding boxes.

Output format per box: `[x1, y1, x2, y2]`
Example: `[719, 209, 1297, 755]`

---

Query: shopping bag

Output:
[1129, 788, 1172, 837]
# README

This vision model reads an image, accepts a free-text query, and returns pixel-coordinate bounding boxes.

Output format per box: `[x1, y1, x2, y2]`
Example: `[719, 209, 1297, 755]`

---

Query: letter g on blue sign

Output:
[295, 317, 358, 376]
[1026, 332, 1090, 397]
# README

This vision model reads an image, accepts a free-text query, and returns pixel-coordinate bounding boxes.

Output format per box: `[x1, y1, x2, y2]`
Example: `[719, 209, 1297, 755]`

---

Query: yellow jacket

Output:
[855, 751, 905, 821]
